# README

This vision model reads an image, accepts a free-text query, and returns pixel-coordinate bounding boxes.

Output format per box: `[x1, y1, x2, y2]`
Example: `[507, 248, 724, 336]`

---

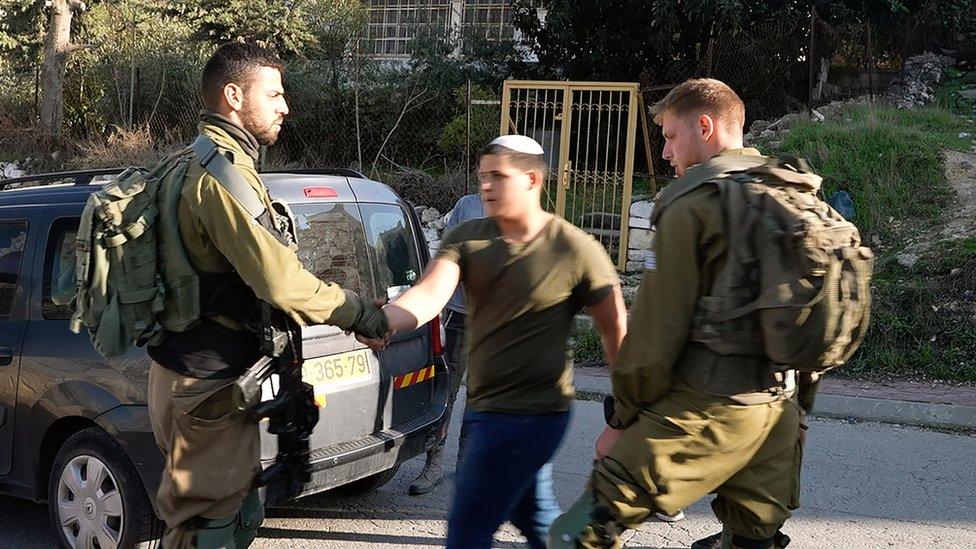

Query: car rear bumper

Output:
[263, 357, 449, 504]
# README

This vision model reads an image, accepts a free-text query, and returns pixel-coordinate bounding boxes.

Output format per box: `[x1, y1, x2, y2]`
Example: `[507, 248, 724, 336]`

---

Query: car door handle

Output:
[0, 347, 12, 367]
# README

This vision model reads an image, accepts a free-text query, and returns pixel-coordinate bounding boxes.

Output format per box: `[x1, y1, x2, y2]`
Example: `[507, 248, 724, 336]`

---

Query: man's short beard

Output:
[240, 107, 280, 146]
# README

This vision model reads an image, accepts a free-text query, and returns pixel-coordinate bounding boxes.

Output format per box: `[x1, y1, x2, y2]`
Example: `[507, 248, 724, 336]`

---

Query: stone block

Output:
[629, 216, 650, 229]
[629, 200, 653, 218]
[628, 228, 653, 250]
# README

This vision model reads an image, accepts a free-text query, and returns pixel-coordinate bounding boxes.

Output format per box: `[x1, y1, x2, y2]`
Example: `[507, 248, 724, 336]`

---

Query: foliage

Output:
[571, 321, 605, 365]
[513, 0, 976, 81]
[437, 84, 499, 163]
[853, 238, 976, 382]
[780, 104, 976, 382]
[0, 0, 46, 70]
[165, 0, 366, 58]
[779, 105, 972, 243]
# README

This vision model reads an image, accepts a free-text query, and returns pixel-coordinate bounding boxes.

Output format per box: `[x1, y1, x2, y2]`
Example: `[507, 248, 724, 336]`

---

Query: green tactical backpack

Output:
[651, 154, 874, 374]
[70, 135, 267, 357]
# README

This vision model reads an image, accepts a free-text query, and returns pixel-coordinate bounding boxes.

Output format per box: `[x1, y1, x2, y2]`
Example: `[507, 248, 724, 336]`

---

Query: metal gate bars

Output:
[500, 80, 639, 270]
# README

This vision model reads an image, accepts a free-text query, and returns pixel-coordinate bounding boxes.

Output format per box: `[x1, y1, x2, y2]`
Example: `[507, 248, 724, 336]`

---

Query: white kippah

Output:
[489, 135, 545, 155]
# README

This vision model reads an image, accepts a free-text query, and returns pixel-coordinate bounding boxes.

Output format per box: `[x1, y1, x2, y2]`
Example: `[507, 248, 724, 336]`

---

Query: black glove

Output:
[349, 298, 389, 340]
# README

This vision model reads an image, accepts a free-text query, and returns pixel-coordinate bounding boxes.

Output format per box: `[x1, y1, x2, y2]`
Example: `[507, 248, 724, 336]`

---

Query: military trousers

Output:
[591, 382, 802, 540]
[148, 362, 262, 548]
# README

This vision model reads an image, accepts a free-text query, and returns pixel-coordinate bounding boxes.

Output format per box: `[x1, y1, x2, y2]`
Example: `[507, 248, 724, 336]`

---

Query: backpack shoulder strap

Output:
[745, 154, 823, 193]
[650, 154, 768, 227]
[191, 135, 267, 219]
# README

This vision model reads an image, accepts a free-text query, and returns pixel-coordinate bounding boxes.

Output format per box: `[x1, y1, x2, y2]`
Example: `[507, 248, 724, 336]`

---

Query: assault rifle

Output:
[236, 302, 319, 493]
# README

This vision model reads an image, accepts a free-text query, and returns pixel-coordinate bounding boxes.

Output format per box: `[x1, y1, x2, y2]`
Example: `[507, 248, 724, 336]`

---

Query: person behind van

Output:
[360, 135, 628, 549]
[409, 192, 484, 495]
[146, 42, 388, 549]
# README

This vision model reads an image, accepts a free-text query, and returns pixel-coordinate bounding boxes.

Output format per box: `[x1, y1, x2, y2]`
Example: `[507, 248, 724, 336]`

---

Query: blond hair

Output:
[650, 78, 745, 133]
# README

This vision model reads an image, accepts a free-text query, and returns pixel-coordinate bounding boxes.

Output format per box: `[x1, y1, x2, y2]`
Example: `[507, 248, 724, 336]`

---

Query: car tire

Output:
[47, 427, 163, 549]
[334, 464, 401, 495]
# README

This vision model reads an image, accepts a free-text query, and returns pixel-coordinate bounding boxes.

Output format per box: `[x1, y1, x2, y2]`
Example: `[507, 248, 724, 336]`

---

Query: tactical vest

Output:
[651, 154, 873, 401]
[71, 134, 294, 359]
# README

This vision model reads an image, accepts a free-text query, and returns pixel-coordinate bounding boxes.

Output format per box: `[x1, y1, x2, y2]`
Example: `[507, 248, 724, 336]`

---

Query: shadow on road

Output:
[259, 527, 446, 546]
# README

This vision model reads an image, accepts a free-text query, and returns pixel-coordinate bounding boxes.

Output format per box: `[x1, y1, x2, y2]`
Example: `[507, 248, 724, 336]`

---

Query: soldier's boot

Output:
[409, 443, 445, 495]
[189, 490, 265, 549]
[690, 528, 791, 549]
[193, 515, 238, 549]
[548, 492, 624, 549]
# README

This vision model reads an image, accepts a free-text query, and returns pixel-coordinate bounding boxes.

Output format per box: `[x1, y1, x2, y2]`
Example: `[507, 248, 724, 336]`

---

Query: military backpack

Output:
[651, 154, 874, 374]
[70, 135, 267, 357]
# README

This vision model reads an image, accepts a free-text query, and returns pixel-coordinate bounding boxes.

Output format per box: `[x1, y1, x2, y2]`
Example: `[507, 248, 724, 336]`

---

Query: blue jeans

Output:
[447, 409, 571, 549]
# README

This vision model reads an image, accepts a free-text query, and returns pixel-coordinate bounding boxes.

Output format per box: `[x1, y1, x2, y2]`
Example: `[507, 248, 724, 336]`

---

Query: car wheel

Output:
[47, 427, 162, 549]
[334, 464, 400, 495]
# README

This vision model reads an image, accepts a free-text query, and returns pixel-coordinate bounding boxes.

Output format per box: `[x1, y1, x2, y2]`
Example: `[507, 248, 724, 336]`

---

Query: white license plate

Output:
[301, 349, 372, 389]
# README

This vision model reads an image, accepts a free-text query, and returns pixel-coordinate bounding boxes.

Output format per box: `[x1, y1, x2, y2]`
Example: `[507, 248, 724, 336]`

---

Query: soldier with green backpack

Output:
[549, 78, 873, 549]
[70, 42, 388, 548]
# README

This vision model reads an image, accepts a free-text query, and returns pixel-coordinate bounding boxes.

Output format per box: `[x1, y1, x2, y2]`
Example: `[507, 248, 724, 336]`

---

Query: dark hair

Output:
[200, 42, 285, 109]
[478, 144, 548, 178]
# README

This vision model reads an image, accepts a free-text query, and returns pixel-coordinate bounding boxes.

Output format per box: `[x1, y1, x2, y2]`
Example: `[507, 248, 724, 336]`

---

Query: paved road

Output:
[1, 397, 974, 548]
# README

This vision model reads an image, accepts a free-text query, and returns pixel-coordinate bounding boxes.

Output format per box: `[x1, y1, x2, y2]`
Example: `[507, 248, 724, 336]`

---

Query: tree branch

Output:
[63, 43, 92, 53]
[370, 86, 432, 178]
[147, 70, 166, 128]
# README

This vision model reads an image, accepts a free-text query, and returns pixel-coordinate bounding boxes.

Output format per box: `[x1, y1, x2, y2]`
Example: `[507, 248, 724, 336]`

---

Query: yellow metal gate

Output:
[500, 80, 639, 270]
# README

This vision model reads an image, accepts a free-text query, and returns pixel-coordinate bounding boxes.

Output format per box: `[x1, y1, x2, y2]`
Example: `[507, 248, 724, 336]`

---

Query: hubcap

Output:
[57, 454, 124, 549]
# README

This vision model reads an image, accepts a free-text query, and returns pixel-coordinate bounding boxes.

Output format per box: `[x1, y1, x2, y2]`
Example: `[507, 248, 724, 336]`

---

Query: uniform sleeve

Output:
[574, 234, 620, 306]
[186, 174, 362, 328]
[610, 200, 704, 427]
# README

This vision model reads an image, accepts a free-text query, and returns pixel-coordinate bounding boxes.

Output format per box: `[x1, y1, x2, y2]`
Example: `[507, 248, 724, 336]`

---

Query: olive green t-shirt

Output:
[436, 216, 619, 414]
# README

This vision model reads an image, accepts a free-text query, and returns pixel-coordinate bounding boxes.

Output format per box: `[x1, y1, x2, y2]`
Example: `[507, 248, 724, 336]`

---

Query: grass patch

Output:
[571, 321, 605, 365]
[935, 68, 976, 116]
[848, 237, 976, 382]
[781, 104, 976, 383]
[779, 105, 973, 246]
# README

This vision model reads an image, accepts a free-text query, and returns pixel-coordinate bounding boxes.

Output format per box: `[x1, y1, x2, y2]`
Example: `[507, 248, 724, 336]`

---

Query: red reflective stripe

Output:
[303, 186, 338, 198]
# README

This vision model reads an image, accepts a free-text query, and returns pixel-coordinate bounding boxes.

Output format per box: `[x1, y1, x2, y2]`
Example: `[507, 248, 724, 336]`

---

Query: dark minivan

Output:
[0, 168, 448, 549]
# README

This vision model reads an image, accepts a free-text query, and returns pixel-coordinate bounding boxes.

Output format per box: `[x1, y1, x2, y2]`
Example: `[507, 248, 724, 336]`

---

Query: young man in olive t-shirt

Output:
[359, 135, 627, 548]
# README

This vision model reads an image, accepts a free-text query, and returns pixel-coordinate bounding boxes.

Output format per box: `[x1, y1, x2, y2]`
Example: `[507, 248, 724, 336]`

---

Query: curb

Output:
[572, 373, 976, 431]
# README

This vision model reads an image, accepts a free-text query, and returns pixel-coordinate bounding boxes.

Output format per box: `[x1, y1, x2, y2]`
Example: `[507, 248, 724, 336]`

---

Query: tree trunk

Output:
[39, 0, 85, 135]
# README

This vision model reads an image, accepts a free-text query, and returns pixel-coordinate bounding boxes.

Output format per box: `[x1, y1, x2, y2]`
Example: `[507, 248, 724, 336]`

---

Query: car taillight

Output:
[303, 186, 338, 198]
[430, 316, 445, 356]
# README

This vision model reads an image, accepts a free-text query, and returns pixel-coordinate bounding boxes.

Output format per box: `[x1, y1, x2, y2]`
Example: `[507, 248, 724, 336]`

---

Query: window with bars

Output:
[363, 0, 541, 58]
[364, 0, 453, 57]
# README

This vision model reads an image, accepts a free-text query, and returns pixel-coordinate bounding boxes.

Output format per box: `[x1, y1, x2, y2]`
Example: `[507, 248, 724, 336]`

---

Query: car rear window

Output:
[291, 202, 422, 302]
[291, 203, 374, 299]
[360, 203, 422, 299]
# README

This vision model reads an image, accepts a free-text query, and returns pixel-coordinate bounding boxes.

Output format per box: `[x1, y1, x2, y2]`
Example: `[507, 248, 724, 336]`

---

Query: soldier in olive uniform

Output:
[549, 79, 807, 549]
[146, 43, 388, 549]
